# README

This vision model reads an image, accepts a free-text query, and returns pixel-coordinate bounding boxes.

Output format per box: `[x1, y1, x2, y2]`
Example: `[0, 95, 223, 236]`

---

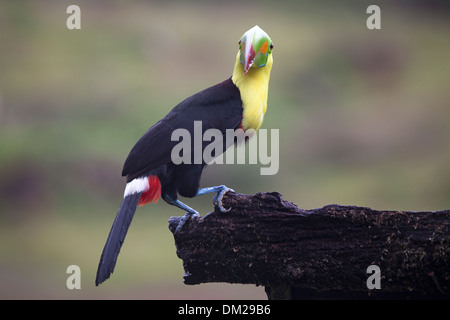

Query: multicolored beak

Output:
[239, 25, 273, 75]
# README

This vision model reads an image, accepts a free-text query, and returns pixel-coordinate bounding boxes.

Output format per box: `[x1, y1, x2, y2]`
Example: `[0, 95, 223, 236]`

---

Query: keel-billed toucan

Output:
[96, 25, 274, 286]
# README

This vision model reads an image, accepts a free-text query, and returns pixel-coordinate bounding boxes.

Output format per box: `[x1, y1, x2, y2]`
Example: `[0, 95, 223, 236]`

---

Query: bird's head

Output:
[238, 25, 273, 75]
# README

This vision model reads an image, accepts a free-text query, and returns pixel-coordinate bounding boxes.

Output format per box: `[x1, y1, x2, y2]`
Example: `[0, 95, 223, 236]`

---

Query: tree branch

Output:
[168, 192, 450, 299]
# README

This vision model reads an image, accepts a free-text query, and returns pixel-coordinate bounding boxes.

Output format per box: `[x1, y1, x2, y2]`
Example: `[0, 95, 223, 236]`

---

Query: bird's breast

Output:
[232, 52, 272, 132]
[241, 102, 265, 131]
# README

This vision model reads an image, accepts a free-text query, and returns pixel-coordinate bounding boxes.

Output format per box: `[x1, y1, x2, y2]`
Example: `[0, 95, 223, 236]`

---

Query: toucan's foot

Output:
[162, 194, 201, 234]
[212, 185, 234, 213]
[195, 185, 235, 213]
[175, 211, 200, 234]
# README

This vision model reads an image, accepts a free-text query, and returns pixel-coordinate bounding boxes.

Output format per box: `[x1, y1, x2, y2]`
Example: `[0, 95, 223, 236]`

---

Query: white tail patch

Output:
[124, 177, 149, 197]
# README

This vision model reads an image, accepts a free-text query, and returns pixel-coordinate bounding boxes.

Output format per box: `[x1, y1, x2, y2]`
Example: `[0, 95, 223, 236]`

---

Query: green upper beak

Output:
[239, 25, 273, 75]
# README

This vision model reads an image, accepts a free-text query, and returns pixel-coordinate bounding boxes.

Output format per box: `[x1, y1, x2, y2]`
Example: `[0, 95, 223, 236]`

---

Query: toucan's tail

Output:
[96, 175, 161, 286]
[95, 192, 141, 286]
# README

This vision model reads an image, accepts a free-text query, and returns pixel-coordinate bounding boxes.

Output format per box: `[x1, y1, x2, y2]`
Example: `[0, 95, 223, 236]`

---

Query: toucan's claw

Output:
[175, 211, 200, 234]
[213, 186, 234, 213]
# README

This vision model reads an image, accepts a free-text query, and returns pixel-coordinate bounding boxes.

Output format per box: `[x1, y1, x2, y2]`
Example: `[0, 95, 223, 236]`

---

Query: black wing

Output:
[122, 77, 243, 181]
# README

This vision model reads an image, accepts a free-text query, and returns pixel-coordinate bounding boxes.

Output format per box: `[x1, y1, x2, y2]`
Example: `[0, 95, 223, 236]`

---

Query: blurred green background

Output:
[1, 0, 449, 299]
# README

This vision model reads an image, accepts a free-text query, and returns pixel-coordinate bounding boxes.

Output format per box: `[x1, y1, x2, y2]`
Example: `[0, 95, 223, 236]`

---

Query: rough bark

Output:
[168, 192, 450, 299]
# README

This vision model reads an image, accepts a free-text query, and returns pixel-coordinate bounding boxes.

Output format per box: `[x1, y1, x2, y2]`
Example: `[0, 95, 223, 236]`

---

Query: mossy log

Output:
[168, 192, 450, 299]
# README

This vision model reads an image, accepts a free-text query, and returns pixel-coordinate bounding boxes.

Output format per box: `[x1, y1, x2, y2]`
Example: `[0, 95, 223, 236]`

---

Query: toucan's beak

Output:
[243, 42, 256, 75]
[239, 25, 271, 76]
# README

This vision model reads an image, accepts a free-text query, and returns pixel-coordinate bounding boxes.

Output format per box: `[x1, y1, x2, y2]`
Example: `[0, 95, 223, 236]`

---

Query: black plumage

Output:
[123, 77, 243, 182]
[95, 192, 141, 286]
[96, 77, 242, 285]
[122, 77, 242, 201]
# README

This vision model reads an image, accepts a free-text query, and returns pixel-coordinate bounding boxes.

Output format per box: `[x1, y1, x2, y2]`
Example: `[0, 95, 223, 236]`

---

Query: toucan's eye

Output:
[238, 39, 242, 47]
[270, 43, 274, 50]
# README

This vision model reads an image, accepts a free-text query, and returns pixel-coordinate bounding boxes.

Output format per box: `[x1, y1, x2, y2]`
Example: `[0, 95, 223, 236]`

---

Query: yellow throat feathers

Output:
[231, 51, 273, 132]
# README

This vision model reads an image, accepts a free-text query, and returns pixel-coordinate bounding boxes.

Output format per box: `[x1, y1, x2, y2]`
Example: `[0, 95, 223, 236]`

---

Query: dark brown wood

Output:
[168, 192, 450, 299]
